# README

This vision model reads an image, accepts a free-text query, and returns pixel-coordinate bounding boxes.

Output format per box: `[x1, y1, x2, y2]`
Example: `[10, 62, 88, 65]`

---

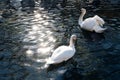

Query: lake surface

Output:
[0, 2, 120, 80]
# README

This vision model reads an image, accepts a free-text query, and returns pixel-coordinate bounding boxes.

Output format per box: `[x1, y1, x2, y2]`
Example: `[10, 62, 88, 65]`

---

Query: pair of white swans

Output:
[45, 8, 106, 67]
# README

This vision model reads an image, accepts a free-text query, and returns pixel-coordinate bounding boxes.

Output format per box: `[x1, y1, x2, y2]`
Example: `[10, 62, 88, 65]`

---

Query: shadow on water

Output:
[95, 8, 120, 18]
[81, 29, 105, 42]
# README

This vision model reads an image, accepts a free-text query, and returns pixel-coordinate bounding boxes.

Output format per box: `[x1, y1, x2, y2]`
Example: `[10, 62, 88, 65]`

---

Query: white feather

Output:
[78, 8, 106, 33]
[45, 35, 77, 66]
[46, 46, 75, 64]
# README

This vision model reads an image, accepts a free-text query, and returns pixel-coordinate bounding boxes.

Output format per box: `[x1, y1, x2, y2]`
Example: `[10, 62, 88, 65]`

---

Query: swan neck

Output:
[79, 12, 86, 25]
[69, 38, 75, 47]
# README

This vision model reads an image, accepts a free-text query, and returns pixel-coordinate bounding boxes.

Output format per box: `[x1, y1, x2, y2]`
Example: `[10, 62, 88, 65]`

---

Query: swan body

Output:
[46, 45, 75, 64]
[45, 35, 77, 67]
[78, 8, 107, 33]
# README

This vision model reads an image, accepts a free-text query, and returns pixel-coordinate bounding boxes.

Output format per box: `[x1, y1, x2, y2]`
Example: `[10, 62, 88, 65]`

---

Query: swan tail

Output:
[94, 26, 107, 33]
[44, 58, 56, 72]
[45, 58, 55, 65]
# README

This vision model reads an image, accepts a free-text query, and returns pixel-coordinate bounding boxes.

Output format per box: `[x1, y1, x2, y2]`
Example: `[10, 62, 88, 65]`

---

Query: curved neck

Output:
[69, 38, 75, 47]
[78, 12, 86, 25]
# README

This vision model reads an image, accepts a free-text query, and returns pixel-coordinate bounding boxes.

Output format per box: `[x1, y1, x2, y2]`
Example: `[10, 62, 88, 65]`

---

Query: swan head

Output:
[81, 8, 86, 15]
[94, 15, 105, 26]
[69, 34, 77, 46]
[71, 34, 77, 41]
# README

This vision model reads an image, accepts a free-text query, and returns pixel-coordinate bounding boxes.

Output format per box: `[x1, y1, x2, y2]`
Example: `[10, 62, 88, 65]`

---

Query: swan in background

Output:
[45, 34, 77, 68]
[78, 8, 107, 33]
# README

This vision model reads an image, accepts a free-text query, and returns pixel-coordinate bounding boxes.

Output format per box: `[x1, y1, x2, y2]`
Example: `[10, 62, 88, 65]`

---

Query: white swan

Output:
[78, 8, 107, 33]
[45, 34, 77, 67]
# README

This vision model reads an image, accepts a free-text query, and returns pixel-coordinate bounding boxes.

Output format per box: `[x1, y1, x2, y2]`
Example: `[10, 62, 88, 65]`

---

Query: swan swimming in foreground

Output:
[45, 34, 77, 68]
[78, 8, 107, 33]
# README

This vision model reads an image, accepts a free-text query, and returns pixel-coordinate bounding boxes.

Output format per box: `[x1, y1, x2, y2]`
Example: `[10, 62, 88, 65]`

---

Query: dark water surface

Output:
[0, 3, 120, 80]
